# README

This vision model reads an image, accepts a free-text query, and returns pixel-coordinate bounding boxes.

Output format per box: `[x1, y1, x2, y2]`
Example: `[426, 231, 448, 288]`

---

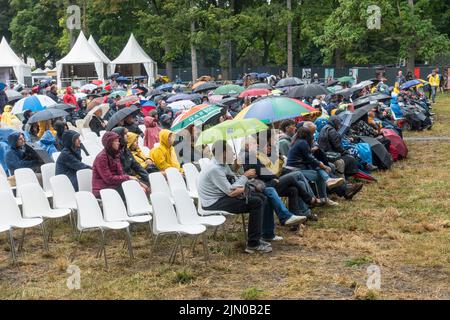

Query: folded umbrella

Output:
[28, 108, 69, 124]
[106, 105, 140, 131]
[287, 84, 330, 98]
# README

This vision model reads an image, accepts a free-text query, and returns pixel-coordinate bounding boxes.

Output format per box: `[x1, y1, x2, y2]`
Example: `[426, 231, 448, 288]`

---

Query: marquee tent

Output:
[0, 37, 32, 85]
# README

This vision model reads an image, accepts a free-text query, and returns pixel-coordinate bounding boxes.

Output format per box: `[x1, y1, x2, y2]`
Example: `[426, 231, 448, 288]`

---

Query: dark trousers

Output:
[204, 193, 266, 247]
[277, 172, 313, 204]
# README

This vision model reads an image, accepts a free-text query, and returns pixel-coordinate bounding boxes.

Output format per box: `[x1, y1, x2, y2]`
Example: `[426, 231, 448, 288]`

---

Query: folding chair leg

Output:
[202, 233, 209, 264]
[40, 222, 49, 251]
[212, 226, 219, 239]
[78, 230, 83, 243]
[100, 230, 108, 269]
[169, 234, 181, 264]
[18, 229, 26, 252]
[191, 235, 199, 256]
[8, 230, 17, 264]
[125, 227, 134, 259]
[147, 221, 153, 240]
[241, 214, 247, 242]
[150, 234, 159, 258]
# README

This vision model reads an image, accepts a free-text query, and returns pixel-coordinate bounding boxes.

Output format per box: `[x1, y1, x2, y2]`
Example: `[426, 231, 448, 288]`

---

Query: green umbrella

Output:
[170, 103, 222, 132]
[337, 76, 355, 83]
[195, 118, 268, 146]
[213, 84, 245, 95]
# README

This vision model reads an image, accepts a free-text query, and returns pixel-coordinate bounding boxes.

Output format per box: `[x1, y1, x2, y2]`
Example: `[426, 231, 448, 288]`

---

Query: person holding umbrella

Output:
[87, 106, 107, 136]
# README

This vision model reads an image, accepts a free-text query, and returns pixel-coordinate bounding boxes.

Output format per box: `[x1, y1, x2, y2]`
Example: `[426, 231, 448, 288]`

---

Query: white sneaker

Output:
[284, 215, 307, 226]
[325, 198, 339, 206]
[326, 178, 345, 189]
[262, 235, 284, 242]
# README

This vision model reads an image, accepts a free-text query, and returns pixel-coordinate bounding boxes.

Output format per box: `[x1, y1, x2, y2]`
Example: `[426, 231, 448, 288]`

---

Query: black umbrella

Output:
[146, 89, 164, 99]
[287, 84, 330, 98]
[106, 106, 140, 131]
[350, 104, 377, 125]
[193, 82, 219, 93]
[359, 136, 393, 169]
[353, 93, 391, 108]
[6, 90, 22, 102]
[275, 77, 304, 88]
[325, 80, 339, 87]
[220, 97, 239, 106]
[166, 93, 202, 103]
[54, 103, 76, 111]
[333, 87, 360, 98]
[28, 108, 69, 124]
[247, 82, 274, 90]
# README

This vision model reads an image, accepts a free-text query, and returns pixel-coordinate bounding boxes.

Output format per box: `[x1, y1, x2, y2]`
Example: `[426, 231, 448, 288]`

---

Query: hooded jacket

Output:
[5, 132, 40, 174]
[317, 117, 346, 154]
[143, 116, 160, 149]
[149, 129, 182, 173]
[37, 121, 56, 138]
[127, 132, 151, 169]
[1, 105, 20, 127]
[55, 130, 90, 191]
[37, 130, 58, 155]
[63, 87, 77, 107]
[92, 131, 130, 197]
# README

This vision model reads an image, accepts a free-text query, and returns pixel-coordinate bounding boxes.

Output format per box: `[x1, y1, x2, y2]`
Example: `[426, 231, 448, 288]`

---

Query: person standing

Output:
[427, 69, 440, 103]
[396, 70, 406, 86]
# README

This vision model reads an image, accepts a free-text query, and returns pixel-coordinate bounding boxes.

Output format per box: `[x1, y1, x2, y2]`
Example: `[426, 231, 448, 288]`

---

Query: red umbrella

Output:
[87, 97, 104, 111]
[239, 88, 270, 98]
[91, 79, 103, 86]
[381, 128, 408, 160]
[117, 95, 140, 107]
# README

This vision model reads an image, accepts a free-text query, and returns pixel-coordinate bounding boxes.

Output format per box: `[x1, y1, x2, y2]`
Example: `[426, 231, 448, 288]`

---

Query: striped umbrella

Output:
[234, 97, 319, 124]
[12, 95, 57, 114]
[171, 104, 222, 132]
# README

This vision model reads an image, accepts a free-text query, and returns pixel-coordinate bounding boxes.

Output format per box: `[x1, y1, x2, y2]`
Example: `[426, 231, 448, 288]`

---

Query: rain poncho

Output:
[127, 132, 152, 169]
[0, 105, 21, 128]
[143, 116, 160, 149]
[37, 130, 58, 155]
[149, 129, 183, 172]
[37, 121, 57, 138]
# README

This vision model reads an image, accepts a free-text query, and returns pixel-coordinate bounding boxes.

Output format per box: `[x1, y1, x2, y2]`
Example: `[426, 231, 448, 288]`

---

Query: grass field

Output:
[0, 93, 449, 300]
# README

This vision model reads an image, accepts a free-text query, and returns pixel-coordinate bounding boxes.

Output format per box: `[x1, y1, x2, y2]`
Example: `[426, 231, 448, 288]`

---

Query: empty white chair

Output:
[122, 180, 153, 217]
[150, 192, 206, 264]
[75, 191, 133, 267]
[0, 191, 47, 259]
[77, 169, 92, 193]
[50, 175, 78, 230]
[99, 130, 106, 138]
[41, 163, 56, 196]
[183, 163, 200, 199]
[0, 174, 22, 205]
[166, 167, 197, 199]
[15, 168, 52, 198]
[52, 152, 61, 162]
[198, 158, 211, 171]
[149, 172, 173, 201]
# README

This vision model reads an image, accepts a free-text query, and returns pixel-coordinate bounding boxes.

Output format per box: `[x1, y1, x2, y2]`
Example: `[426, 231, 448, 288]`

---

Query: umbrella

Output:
[350, 104, 377, 125]
[28, 108, 69, 124]
[166, 93, 202, 103]
[141, 100, 156, 108]
[275, 77, 304, 88]
[213, 84, 245, 96]
[168, 100, 196, 112]
[156, 83, 174, 91]
[195, 119, 268, 147]
[146, 89, 164, 99]
[109, 73, 121, 79]
[6, 90, 22, 102]
[12, 95, 57, 114]
[337, 76, 355, 83]
[325, 80, 339, 87]
[287, 84, 330, 98]
[106, 105, 140, 131]
[192, 81, 206, 90]
[117, 95, 140, 107]
[257, 73, 271, 79]
[134, 76, 147, 80]
[170, 104, 222, 132]
[359, 136, 393, 169]
[239, 88, 271, 98]
[208, 95, 224, 104]
[247, 82, 274, 90]
[380, 128, 408, 159]
[91, 80, 103, 86]
[116, 76, 130, 83]
[219, 97, 239, 107]
[83, 103, 110, 128]
[352, 80, 373, 89]
[193, 82, 219, 93]
[54, 103, 76, 111]
[87, 97, 105, 111]
[74, 92, 87, 100]
[234, 97, 319, 124]
[400, 79, 422, 90]
[352, 93, 391, 108]
[333, 87, 360, 98]
[80, 84, 98, 92]
[109, 90, 127, 99]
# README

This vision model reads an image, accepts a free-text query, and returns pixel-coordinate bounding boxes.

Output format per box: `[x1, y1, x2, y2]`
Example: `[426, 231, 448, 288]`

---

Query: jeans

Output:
[263, 187, 292, 227]
[431, 86, 437, 103]
[204, 193, 266, 247]
[302, 169, 327, 199]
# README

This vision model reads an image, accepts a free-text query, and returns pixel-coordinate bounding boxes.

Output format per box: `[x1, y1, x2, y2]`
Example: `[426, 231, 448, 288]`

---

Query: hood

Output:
[111, 127, 127, 148]
[39, 130, 56, 145]
[62, 130, 80, 149]
[3, 105, 12, 113]
[328, 116, 342, 130]
[144, 116, 157, 128]
[66, 87, 73, 94]
[159, 129, 172, 148]
[126, 132, 139, 149]
[102, 131, 120, 156]
[7, 132, 22, 149]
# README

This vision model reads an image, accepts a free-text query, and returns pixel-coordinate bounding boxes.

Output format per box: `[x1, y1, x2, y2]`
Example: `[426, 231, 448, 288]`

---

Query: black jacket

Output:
[119, 148, 149, 184]
[318, 124, 346, 154]
[47, 91, 59, 103]
[0, 90, 7, 113]
[286, 139, 322, 170]
[89, 116, 106, 136]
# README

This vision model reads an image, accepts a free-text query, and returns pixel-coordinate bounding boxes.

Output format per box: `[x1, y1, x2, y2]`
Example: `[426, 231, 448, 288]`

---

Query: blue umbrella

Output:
[400, 79, 422, 90]
[141, 100, 156, 107]
[116, 76, 130, 83]
[257, 73, 270, 79]
[156, 83, 174, 91]
[12, 95, 57, 114]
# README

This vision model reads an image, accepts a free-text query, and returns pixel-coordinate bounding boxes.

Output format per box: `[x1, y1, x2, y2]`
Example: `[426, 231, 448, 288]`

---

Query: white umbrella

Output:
[80, 84, 98, 92]
[12, 95, 57, 114]
[168, 100, 196, 112]
[75, 92, 87, 100]
[83, 103, 110, 128]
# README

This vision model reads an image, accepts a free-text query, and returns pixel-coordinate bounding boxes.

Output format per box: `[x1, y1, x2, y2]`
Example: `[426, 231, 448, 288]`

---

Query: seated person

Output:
[37, 130, 58, 156]
[277, 119, 296, 157]
[55, 130, 91, 191]
[89, 108, 107, 136]
[149, 129, 183, 173]
[123, 114, 144, 137]
[54, 120, 68, 151]
[197, 140, 272, 254]
[5, 132, 40, 175]
[126, 132, 159, 173]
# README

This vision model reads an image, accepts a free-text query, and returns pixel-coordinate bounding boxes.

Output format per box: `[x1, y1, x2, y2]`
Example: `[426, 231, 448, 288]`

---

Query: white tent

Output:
[0, 37, 32, 85]
[110, 34, 157, 85]
[56, 31, 107, 87]
[88, 36, 111, 65]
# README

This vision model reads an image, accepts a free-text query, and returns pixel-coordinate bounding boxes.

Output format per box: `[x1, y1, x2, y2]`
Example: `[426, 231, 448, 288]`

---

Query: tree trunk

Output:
[190, 1, 198, 81]
[287, 0, 293, 76]
[406, 0, 415, 74]
[165, 43, 173, 81]
[335, 48, 344, 68]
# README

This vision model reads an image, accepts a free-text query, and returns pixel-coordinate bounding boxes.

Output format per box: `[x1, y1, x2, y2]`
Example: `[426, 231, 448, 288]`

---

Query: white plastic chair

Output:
[41, 163, 56, 196]
[183, 163, 200, 199]
[14, 168, 52, 198]
[82, 155, 95, 167]
[198, 158, 211, 171]
[149, 172, 173, 202]
[75, 191, 133, 267]
[52, 152, 61, 162]
[0, 222, 15, 264]
[0, 191, 47, 260]
[140, 146, 150, 156]
[150, 192, 206, 264]
[82, 140, 102, 157]
[77, 169, 92, 193]
[84, 131, 100, 144]
[0, 165, 7, 177]
[75, 119, 85, 131]
[50, 175, 77, 229]
[138, 124, 146, 133]
[138, 136, 145, 148]
[99, 130, 106, 139]
[81, 128, 93, 138]
[122, 180, 153, 217]
[166, 167, 197, 199]
[0, 174, 21, 205]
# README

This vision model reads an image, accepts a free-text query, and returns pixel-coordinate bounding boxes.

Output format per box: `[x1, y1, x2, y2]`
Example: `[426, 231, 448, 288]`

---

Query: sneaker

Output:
[326, 178, 345, 189]
[259, 239, 272, 247]
[284, 215, 307, 226]
[307, 213, 319, 221]
[365, 163, 378, 171]
[245, 243, 273, 254]
[325, 198, 339, 206]
[344, 183, 364, 200]
[262, 235, 284, 242]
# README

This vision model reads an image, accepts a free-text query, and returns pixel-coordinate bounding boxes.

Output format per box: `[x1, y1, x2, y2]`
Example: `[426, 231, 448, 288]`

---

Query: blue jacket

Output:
[37, 130, 58, 155]
[286, 139, 321, 170]
[55, 130, 90, 191]
[5, 132, 40, 174]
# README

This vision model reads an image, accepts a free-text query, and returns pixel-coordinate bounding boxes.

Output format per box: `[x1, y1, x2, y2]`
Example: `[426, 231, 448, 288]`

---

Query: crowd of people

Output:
[0, 69, 440, 255]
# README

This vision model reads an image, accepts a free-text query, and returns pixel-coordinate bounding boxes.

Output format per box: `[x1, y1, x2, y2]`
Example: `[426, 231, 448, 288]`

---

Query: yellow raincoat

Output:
[0, 105, 20, 127]
[37, 121, 56, 138]
[127, 132, 152, 169]
[149, 129, 183, 173]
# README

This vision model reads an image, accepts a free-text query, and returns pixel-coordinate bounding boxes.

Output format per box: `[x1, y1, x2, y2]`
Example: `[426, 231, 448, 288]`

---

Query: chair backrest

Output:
[183, 163, 199, 194]
[77, 169, 93, 193]
[83, 140, 102, 157]
[15, 168, 40, 188]
[52, 152, 61, 162]
[100, 189, 128, 222]
[150, 192, 180, 234]
[75, 191, 105, 230]
[82, 155, 95, 167]
[50, 175, 76, 209]
[122, 180, 152, 216]
[138, 136, 145, 148]
[140, 146, 150, 156]
[81, 128, 93, 137]
[165, 167, 187, 195]
[18, 183, 51, 219]
[0, 165, 7, 177]
[83, 131, 99, 143]
[75, 119, 85, 131]
[173, 188, 200, 225]
[149, 172, 171, 197]
[138, 124, 146, 133]
[99, 130, 106, 139]
[41, 163, 56, 192]
[0, 191, 23, 226]
[198, 158, 211, 171]
[0, 175, 15, 198]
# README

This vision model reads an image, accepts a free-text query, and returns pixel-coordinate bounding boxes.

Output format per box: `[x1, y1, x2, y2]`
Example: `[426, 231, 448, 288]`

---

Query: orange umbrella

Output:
[192, 81, 206, 90]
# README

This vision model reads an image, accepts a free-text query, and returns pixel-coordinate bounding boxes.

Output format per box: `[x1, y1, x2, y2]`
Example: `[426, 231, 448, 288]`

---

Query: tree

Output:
[286, 0, 293, 76]
[0, 0, 15, 41]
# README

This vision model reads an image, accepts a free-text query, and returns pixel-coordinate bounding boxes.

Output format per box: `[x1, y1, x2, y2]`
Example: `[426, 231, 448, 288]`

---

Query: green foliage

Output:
[345, 256, 373, 267]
